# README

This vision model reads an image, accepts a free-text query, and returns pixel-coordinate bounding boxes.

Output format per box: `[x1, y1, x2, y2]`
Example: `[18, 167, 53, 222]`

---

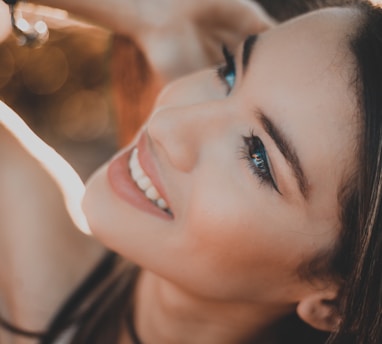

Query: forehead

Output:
[241, 8, 361, 210]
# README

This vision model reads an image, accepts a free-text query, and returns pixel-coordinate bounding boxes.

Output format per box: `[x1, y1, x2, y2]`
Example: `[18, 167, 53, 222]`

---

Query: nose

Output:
[147, 100, 230, 173]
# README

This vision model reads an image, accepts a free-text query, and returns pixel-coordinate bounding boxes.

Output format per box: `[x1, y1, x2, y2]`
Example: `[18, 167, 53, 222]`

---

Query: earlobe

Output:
[296, 292, 341, 332]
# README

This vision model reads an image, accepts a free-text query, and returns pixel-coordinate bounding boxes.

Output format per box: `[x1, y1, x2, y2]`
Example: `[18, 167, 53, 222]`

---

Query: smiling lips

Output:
[128, 147, 171, 213]
[107, 133, 173, 219]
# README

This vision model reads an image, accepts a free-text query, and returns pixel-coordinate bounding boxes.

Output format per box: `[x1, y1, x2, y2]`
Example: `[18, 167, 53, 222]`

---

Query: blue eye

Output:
[241, 133, 280, 193]
[252, 148, 267, 172]
[216, 45, 236, 93]
[224, 70, 235, 89]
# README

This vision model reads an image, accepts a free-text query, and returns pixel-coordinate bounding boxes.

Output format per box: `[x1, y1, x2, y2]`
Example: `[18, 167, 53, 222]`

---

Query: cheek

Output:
[154, 69, 226, 109]
[177, 178, 335, 300]
[181, 183, 274, 268]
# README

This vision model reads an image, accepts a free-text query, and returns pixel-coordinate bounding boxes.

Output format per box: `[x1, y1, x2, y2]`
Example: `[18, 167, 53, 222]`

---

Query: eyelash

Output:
[216, 45, 236, 94]
[216, 46, 279, 192]
[240, 131, 280, 192]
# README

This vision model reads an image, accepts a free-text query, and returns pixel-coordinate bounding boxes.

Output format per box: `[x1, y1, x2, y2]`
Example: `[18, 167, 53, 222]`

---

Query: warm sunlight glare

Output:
[0, 101, 92, 235]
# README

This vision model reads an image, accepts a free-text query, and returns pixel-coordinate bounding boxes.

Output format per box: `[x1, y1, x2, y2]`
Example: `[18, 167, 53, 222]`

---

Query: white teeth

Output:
[129, 151, 144, 180]
[129, 148, 171, 213]
[130, 148, 138, 164]
[137, 176, 151, 190]
[157, 198, 168, 209]
[131, 166, 144, 181]
[145, 186, 160, 201]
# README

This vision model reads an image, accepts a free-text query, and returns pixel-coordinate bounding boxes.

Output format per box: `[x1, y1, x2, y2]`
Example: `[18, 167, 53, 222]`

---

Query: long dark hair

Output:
[323, 2, 382, 343]
[256, 0, 362, 21]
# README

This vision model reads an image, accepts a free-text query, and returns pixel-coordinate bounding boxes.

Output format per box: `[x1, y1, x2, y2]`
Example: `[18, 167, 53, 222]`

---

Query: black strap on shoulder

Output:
[40, 251, 118, 344]
[2, 0, 18, 5]
[0, 317, 44, 339]
[0, 251, 117, 342]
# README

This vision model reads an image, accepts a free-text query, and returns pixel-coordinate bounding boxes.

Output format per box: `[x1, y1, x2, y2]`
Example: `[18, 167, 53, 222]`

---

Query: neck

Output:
[132, 270, 294, 344]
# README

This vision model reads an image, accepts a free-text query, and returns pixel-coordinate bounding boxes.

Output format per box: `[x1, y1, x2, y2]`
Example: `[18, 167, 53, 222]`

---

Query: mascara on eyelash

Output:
[222, 45, 235, 72]
[240, 133, 281, 194]
[215, 45, 236, 93]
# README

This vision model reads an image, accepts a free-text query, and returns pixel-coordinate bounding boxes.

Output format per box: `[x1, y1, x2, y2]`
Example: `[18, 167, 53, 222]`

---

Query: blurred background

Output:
[2, 0, 382, 181]
[0, 3, 117, 180]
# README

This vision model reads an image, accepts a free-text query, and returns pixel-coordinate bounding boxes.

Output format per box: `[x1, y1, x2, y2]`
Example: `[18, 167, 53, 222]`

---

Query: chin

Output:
[82, 163, 118, 241]
[82, 160, 172, 268]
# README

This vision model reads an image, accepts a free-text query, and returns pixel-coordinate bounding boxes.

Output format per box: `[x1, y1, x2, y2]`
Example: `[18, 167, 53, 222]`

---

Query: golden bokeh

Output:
[0, 5, 117, 179]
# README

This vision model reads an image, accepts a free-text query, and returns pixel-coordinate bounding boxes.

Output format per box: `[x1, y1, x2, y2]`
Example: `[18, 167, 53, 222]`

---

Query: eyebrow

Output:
[258, 112, 309, 199]
[242, 35, 258, 73]
[241, 35, 309, 199]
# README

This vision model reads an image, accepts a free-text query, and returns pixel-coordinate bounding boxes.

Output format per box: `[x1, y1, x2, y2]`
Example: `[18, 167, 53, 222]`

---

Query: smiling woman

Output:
[1, 1, 382, 344]
[83, 3, 378, 344]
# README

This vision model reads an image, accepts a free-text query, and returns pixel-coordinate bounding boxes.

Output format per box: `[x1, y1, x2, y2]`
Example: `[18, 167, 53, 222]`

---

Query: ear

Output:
[296, 289, 341, 332]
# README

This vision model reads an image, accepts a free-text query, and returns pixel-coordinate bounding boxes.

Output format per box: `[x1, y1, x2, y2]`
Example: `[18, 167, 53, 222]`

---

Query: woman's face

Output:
[83, 8, 359, 306]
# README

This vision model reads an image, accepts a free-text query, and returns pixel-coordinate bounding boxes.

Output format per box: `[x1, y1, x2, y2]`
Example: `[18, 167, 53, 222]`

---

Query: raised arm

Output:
[33, 0, 275, 80]
[0, 102, 106, 336]
[34, 0, 274, 36]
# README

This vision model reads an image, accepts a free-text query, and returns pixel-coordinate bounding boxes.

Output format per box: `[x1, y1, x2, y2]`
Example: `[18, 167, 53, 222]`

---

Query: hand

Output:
[127, 0, 276, 81]
[0, 1, 12, 43]
[36, 0, 275, 81]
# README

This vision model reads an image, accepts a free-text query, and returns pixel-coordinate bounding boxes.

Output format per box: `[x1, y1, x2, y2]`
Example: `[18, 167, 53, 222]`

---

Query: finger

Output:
[196, 0, 276, 34]
[0, 1, 11, 43]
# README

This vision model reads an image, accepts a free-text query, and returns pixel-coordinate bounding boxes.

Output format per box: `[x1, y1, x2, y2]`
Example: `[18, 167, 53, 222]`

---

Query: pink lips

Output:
[107, 132, 173, 220]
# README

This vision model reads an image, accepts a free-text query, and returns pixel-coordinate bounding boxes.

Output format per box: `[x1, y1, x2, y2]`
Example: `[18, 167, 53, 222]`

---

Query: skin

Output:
[35, 0, 274, 81]
[0, 2, 291, 343]
[0, 2, 11, 43]
[0, 103, 105, 343]
[83, 7, 361, 344]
